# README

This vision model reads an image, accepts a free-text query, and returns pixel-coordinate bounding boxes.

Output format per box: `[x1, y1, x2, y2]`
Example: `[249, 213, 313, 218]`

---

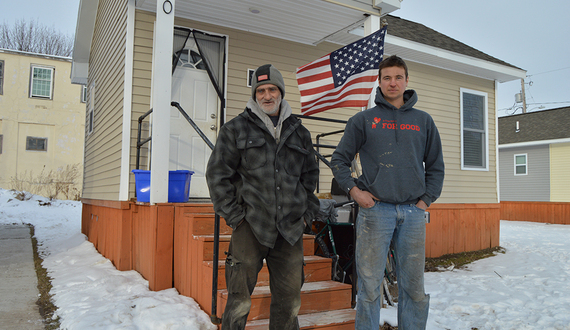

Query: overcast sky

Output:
[394, 0, 570, 116]
[3, 0, 569, 117]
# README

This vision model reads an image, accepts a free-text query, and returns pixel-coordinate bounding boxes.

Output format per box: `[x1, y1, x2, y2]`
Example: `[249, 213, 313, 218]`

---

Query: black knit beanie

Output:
[251, 64, 285, 99]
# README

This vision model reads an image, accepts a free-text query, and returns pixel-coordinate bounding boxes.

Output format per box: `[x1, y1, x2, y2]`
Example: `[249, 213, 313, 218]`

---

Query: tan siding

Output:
[550, 143, 570, 202]
[128, 10, 155, 199]
[406, 62, 497, 204]
[83, 0, 127, 200]
[129, 11, 499, 203]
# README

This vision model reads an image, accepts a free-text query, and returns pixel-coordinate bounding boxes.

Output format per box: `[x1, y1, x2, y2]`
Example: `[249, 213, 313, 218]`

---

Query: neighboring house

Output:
[71, 0, 526, 325]
[0, 49, 85, 199]
[498, 107, 570, 224]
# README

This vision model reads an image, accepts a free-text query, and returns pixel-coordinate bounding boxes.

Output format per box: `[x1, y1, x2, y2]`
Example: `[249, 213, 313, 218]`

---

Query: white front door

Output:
[170, 65, 218, 198]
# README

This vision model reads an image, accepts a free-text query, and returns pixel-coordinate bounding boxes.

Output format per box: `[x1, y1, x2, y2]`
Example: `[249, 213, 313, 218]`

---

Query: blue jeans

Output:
[355, 202, 429, 330]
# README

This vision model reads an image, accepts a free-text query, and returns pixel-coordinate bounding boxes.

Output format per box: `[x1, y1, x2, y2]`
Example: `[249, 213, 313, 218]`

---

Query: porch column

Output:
[150, 0, 176, 204]
[364, 15, 381, 109]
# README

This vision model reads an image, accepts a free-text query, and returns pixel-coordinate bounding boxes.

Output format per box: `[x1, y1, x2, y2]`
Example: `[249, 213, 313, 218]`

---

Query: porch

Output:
[81, 198, 500, 328]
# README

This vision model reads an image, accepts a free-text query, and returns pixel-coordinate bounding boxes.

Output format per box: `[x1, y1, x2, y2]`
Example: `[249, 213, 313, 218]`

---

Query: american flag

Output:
[296, 26, 387, 116]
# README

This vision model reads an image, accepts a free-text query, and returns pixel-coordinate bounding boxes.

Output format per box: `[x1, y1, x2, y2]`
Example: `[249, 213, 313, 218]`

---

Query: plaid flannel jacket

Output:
[206, 108, 320, 248]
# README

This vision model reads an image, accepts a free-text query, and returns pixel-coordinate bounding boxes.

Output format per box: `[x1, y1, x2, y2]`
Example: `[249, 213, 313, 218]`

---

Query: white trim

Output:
[499, 137, 570, 149]
[364, 15, 380, 110]
[460, 88, 489, 171]
[119, 0, 136, 201]
[514, 153, 528, 176]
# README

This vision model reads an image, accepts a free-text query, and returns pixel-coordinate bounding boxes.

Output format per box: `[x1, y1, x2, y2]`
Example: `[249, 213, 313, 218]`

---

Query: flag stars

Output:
[296, 25, 387, 114]
[326, 27, 386, 89]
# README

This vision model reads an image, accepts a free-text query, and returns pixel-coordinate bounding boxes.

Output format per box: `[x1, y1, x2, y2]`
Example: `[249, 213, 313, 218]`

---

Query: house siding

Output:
[129, 11, 499, 204]
[83, 0, 128, 200]
[550, 142, 570, 202]
[406, 61, 498, 204]
[499, 145, 550, 201]
[130, 10, 153, 198]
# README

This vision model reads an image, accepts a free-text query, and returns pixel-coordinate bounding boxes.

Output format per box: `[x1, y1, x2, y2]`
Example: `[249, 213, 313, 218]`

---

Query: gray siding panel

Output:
[499, 145, 550, 201]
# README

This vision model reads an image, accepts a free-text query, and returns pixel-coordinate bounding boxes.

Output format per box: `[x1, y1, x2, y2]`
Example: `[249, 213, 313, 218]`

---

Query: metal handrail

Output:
[136, 108, 154, 170]
[293, 115, 348, 192]
[170, 102, 215, 150]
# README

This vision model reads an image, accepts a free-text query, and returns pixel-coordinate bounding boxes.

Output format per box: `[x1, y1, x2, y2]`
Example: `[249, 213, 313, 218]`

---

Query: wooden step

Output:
[183, 213, 233, 236]
[173, 203, 357, 329]
[217, 280, 352, 321]
[198, 234, 317, 261]
[245, 308, 356, 330]
[204, 255, 333, 290]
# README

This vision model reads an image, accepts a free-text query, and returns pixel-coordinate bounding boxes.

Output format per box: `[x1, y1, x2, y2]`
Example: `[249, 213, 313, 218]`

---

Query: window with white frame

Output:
[460, 88, 488, 170]
[30, 65, 54, 99]
[87, 83, 95, 135]
[81, 85, 87, 103]
[514, 154, 527, 175]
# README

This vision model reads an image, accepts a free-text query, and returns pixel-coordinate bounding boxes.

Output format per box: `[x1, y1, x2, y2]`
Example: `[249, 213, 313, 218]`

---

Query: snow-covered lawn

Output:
[1, 189, 569, 329]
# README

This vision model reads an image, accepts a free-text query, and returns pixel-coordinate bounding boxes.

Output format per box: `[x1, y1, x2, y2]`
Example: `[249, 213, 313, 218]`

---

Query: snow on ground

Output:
[1, 188, 569, 329]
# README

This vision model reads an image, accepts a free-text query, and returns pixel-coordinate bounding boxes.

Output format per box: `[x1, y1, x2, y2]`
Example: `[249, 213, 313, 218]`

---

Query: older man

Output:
[206, 64, 320, 330]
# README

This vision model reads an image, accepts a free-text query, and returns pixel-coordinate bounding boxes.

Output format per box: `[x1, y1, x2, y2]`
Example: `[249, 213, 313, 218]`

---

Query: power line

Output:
[526, 101, 570, 106]
[527, 66, 570, 77]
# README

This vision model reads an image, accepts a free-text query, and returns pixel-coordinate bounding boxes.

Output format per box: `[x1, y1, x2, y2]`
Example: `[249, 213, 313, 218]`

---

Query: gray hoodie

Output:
[331, 87, 445, 206]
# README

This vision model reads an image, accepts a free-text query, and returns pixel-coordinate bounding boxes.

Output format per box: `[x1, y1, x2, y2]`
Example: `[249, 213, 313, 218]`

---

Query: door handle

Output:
[210, 125, 216, 130]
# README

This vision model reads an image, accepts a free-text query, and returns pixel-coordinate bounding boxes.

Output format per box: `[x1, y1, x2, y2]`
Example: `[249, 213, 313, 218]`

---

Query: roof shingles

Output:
[498, 107, 570, 144]
[385, 15, 521, 70]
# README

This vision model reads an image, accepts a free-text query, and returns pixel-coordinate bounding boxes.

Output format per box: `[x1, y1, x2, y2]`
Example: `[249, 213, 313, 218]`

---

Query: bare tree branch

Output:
[0, 18, 73, 57]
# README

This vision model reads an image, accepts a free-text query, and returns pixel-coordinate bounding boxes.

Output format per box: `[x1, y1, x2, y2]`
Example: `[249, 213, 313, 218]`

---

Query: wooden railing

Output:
[501, 201, 570, 225]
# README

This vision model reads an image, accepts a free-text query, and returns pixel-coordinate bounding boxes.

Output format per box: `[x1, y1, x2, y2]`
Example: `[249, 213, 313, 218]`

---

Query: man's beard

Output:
[257, 94, 282, 116]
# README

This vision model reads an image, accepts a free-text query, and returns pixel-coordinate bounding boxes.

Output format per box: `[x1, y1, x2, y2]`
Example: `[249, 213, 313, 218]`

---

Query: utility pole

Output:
[520, 78, 527, 113]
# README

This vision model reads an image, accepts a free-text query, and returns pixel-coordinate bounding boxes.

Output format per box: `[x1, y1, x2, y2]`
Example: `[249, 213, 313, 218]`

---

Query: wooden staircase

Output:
[174, 203, 356, 329]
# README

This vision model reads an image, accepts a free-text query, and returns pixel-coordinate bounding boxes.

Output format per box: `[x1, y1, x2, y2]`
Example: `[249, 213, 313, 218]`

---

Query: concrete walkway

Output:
[0, 224, 44, 329]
